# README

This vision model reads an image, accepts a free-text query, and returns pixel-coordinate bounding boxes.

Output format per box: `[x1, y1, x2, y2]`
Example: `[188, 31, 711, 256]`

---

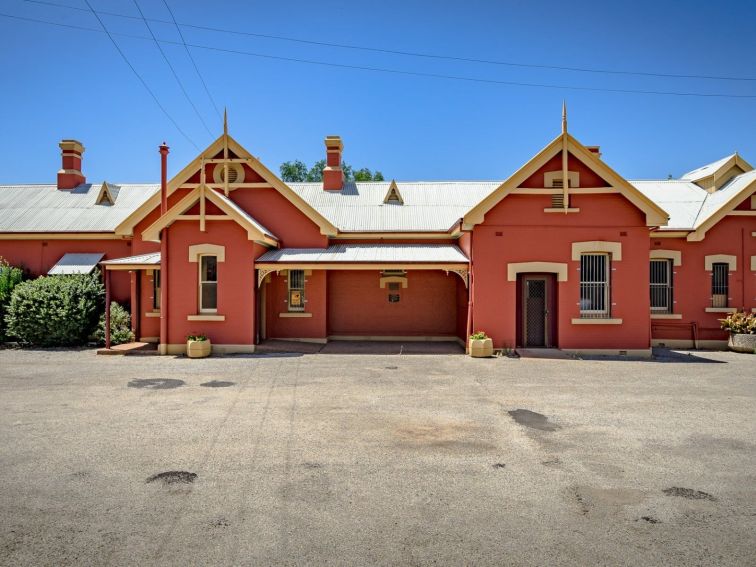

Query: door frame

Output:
[516, 273, 558, 348]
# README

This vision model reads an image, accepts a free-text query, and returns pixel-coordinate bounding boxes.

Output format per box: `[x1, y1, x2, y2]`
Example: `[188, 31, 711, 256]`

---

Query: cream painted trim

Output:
[145, 311, 161, 318]
[704, 254, 736, 271]
[687, 176, 756, 241]
[115, 133, 338, 237]
[571, 241, 622, 261]
[571, 318, 623, 325]
[270, 337, 328, 344]
[727, 211, 756, 216]
[511, 187, 617, 195]
[142, 187, 200, 242]
[188, 244, 226, 263]
[463, 132, 669, 228]
[180, 182, 272, 190]
[562, 348, 651, 358]
[0, 232, 127, 240]
[279, 312, 313, 318]
[506, 262, 568, 282]
[651, 231, 690, 238]
[256, 263, 467, 271]
[327, 335, 460, 342]
[379, 276, 408, 288]
[212, 161, 245, 185]
[187, 314, 226, 321]
[544, 170, 579, 188]
[651, 339, 727, 350]
[650, 249, 682, 266]
[704, 307, 737, 313]
[751, 195, 756, 209]
[650, 313, 682, 319]
[161, 343, 255, 355]
[751, 255, 756, 271]
[104, 264, 160, 271]
[544, 208, 580, 213]
[139, 336, 159, 343]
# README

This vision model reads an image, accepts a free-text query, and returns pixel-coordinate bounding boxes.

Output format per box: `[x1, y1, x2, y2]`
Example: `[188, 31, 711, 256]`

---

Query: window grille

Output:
[288, 269, 306, 312]
[579, 253, 610, 318]
[711, 263, 729, 308]
[650, 259, 673, 313]
[199, 256, 218, 312]
[153, 270, 161, 310]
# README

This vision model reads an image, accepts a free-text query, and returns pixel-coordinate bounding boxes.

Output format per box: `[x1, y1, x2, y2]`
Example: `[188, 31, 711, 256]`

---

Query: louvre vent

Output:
[552, 179, 564, 189]
[551, 193, 564, 208]
[220, 167, 239, 183]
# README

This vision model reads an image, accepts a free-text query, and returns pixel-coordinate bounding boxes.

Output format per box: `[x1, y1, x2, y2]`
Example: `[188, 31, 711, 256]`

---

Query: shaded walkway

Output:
[256, 339, 464, 355]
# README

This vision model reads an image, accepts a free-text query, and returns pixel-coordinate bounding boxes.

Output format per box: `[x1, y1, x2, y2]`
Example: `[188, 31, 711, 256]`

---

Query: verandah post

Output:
[105, 268, 111, 350]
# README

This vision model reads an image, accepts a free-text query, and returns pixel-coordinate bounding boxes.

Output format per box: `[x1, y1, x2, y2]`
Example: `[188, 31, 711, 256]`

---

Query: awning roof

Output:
[256, 244, 469, 264]
[48, 253, 104, 275]
[100, 252, 161, 270]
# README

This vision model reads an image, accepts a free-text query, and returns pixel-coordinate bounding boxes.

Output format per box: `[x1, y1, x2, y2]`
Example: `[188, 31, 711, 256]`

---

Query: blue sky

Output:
[1, 0, 755, 184]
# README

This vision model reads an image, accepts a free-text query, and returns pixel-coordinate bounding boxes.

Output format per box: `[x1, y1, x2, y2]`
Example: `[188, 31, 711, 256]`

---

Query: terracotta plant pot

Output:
[187, 339, 211, 358]
[469, 337, 494, 358]
[728, 333, 756, 354]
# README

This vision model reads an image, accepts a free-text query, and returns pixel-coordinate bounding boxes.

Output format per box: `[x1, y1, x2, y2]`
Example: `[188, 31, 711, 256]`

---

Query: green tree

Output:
[0, 259, 25, 342]
[306, 159, 326, 182]
[353, 168, 385, 182]
[279, 160, 309, 182]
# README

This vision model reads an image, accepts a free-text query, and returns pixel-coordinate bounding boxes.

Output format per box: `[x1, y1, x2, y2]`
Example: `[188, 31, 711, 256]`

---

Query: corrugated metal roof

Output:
[680, 154, 735, 181]
[48, 252, 104, 274]
[100, 252, 161, 265]
[630, 180, 706, 230]
[288, 181, 500, 232]
[0, 183, 158, 232]
[257, 244, 469, 264]
[694, 169, 756, 228]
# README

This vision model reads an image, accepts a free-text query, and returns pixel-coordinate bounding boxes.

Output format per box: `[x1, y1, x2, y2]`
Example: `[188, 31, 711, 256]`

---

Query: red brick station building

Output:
[1, 114, 754, 356]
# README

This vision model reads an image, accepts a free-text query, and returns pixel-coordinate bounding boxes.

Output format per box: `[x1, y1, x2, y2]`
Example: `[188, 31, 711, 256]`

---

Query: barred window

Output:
[199, 255, 218, 312]
[288, 269, 305, 312]
[579, 253, 610, 318]
[650, 259, 673, 313]
[153, 270, 161, 310]
[711, 263, 729, 308]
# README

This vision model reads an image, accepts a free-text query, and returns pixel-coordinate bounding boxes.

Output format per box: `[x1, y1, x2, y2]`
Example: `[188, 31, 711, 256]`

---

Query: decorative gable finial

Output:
[561, 101, 567, 134]
[223, 107, 228, 137]
[383, 179, 404, 205]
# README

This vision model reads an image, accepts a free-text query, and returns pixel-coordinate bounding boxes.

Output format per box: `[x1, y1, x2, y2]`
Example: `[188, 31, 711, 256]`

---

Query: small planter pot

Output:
[187, 339, 212, 358]
[469, 338, 494, 358]
[728, 333, 756, 354]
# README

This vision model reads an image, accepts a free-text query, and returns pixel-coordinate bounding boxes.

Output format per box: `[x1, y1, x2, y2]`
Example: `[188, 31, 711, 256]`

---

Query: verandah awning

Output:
[255, 244, 469, 265]
[100, 252, 161, 270]
[48, 253, 104, 275]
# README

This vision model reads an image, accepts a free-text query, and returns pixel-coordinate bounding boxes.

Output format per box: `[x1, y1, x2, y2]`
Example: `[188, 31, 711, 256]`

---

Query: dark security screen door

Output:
[524, 277, 547, 347]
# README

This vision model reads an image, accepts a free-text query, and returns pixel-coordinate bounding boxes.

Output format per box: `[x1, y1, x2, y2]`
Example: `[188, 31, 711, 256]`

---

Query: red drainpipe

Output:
[159, 143, 170, 354]
[464, 223, 474, 353]
[104, 269, 111, 349]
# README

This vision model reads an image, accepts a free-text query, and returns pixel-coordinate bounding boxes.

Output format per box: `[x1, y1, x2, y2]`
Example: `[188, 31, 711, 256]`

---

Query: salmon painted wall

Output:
[650, 213, 756, 344]
[472, 192, 652, 350]
[0, 238, 135, 302]
[326, 270, 459, 336]
[263, 270, 327, 339]
[164, 220, 257, 346]
[521, 153, 609, 188]
[138, 269, 160, 341]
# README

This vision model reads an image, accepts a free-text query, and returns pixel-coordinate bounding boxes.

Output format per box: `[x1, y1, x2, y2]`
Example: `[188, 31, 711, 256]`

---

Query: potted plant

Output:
[719, 311, 756, 354]
[469, 331, 494, 358]
[186, 334, 211, 358]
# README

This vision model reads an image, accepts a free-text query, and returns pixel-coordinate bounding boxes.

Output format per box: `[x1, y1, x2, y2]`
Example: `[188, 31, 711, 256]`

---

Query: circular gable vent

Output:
[213, 163, 244, 185]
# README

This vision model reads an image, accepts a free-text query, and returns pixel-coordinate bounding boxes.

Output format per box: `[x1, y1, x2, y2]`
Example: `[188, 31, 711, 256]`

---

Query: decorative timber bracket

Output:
[445, 268, 469, 288]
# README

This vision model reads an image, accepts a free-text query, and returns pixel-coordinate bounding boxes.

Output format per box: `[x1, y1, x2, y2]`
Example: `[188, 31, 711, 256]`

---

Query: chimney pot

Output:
[586, 145, 602, 158]
[323, 135, 344, 191]
[57, 139, 86, 190]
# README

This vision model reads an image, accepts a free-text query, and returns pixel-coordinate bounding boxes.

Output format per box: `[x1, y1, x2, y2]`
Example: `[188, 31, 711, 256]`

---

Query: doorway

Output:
[519, 275, 556, 348]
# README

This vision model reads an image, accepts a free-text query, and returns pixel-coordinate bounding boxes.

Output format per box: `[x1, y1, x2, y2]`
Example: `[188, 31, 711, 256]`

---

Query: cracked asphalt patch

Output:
[0, 347, 754, 566]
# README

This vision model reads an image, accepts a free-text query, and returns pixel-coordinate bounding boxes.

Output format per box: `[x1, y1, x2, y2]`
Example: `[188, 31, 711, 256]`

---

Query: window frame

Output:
[649, 259, 673, 313]
[287, 269, 306, 312]
[711, 262, 729, 308]
[198, 254, 218, 313]
[579, 252, 611, 318]
[152, 269, 161, 311]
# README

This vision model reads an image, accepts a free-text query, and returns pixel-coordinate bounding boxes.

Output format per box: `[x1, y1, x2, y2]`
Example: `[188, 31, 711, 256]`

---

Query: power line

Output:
[161, 0, 222, 121]
[21, 0, 756, 83]
[79, 0, 200, 150]
[3, 10, 756, 100]
[131, 0, 213, 138]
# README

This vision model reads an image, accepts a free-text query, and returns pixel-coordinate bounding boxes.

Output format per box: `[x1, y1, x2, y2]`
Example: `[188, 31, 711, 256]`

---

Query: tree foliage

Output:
[93, 301, 135, 346]
[280, 160, 384, 182]
[0, 259, 25, 341]
[5, 273, 104, 346]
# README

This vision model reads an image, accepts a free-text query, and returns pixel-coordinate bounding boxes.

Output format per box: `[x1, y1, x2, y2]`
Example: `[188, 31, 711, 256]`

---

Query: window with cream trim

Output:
[288, 269, 305, 312]
[579, 253, 610, 318]
[199, 255, 218, 312]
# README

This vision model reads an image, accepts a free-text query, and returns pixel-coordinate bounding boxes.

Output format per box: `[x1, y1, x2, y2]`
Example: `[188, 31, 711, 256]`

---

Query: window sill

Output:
[145, 311, 161, 318]
[279, 312, 313, 318]
[187, 314, 226, 321]
[544, 207, 580, 213]
[704, 307, 736, 313]
[650, 313, 682, 319]
[571, 318, 623, 325]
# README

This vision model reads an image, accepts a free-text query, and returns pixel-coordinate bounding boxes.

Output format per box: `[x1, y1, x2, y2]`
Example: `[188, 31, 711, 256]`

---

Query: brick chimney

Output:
[323, 135, 344, 191]
[57, 139, 86, 189]
[586, 146, 602, 158]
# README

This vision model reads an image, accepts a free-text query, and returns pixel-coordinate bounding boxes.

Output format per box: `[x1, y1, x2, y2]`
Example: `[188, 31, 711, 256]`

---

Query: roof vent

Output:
[383, 180, 403, 205]
[96, 181, 115, 205]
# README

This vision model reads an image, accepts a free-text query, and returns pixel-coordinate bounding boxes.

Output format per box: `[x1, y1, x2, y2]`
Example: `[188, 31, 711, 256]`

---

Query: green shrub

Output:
[93, 302, 134, 346]
[0, 259, 25, 342]
[5, 273, 104, 346]
[470, 331, 489, 340]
